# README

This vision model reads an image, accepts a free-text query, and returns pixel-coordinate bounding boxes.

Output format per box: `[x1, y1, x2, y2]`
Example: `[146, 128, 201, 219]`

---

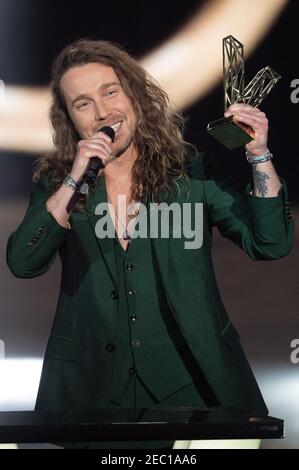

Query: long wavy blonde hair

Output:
[33, 38, 194, 211]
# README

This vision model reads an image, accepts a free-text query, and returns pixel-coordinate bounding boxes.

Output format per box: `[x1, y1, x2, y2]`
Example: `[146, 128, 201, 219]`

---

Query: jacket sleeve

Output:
[6, 174, 70, 278]
[200, 152, 295, 260]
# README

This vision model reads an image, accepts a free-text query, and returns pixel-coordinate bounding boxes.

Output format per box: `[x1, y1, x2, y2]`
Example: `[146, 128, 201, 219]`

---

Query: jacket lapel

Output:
[84, 176, 118, 288]
[83, 171, 192, 291]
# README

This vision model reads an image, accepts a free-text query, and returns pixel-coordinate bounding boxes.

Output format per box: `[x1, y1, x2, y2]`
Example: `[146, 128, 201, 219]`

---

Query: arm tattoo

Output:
[252, 163, 270, 197]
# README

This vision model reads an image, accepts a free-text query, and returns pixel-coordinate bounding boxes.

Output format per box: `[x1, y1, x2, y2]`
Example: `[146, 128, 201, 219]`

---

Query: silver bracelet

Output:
[63, 173, 81, 191]
[246, 148, 273, 164]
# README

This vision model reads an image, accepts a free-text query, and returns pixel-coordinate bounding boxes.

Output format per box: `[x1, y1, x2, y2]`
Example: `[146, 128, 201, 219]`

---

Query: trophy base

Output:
[207, 115, 255, 150]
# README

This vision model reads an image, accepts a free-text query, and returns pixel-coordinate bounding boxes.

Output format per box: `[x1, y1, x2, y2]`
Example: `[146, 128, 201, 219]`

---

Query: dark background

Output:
[0, 0, 298, 199]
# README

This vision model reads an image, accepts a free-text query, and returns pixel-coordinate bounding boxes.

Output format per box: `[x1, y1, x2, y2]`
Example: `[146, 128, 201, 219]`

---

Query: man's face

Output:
[60, 62, 137, 158]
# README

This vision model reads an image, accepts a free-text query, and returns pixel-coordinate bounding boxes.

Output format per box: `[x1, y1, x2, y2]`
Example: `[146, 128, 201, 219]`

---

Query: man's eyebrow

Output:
[101, 81, 120, 89]
[71, 82, 121, 107]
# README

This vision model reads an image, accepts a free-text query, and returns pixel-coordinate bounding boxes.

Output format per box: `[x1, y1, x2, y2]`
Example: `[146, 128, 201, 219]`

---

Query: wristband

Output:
[63, 173, 81, 191]
[246, 149, 273, 164]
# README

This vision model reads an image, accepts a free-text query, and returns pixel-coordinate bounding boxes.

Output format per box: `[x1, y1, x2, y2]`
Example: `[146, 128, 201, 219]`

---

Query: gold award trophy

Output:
[207, 35, 281, 149]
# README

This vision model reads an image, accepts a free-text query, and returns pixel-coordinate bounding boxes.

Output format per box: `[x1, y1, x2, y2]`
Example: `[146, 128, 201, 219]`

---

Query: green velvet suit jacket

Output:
[6, 151, 294, 415]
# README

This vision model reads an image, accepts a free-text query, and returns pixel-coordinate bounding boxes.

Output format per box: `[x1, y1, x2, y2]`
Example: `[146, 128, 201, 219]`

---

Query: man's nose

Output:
[94, 101, 110, 121]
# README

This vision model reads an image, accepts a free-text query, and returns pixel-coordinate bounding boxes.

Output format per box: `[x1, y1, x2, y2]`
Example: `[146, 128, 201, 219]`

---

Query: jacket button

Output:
[111, 290, 119, 300]
[130, 314, 137, 322]
[129, 367, 136, 374]
[132, 339, 140, 347]
[105, 344, 115, 352]
[126, 263, 134, 271]
[128, 288, 136, 296]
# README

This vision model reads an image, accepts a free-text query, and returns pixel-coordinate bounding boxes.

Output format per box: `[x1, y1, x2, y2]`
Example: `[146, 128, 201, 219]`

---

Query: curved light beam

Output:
[0, 0, 288, 153]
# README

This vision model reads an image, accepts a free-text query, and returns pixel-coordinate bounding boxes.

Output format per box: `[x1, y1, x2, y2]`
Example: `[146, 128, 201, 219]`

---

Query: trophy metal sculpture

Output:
[207, 35, 281, 149]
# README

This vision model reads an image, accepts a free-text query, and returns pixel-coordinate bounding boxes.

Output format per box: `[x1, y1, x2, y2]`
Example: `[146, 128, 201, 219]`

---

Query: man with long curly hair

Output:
[6, 39, 294, 449]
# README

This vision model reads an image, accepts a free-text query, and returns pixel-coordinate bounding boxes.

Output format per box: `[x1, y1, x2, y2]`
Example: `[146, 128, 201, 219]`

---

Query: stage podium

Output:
[0, 407, 283, 446]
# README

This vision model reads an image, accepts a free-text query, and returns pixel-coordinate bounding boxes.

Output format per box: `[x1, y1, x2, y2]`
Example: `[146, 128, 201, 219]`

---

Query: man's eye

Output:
[77, 101, 90, 109]
[106, 90, 117, 96]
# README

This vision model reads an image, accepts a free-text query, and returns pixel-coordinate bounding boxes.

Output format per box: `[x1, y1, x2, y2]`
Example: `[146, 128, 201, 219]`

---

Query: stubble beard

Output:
[113, 126, 136, 160]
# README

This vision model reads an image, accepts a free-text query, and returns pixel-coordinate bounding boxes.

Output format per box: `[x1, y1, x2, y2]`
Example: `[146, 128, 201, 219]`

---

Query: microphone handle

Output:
[84, 157, 105, 184]
[79, 126, 115, 194]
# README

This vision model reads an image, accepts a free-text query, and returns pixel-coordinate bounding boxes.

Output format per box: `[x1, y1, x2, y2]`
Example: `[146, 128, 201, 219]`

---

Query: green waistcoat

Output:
[109, 230, 195, 405]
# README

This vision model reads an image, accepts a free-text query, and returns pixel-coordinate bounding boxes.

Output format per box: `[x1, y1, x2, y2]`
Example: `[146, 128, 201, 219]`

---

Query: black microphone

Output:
[79, 126, 115, 195]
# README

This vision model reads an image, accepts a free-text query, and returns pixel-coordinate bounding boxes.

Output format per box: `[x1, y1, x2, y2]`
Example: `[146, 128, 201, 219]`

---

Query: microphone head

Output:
[98, 126, 115, 143]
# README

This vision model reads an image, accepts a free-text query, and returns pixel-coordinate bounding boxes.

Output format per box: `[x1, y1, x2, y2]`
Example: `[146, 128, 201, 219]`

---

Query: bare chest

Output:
[106, 188, 140, 252]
